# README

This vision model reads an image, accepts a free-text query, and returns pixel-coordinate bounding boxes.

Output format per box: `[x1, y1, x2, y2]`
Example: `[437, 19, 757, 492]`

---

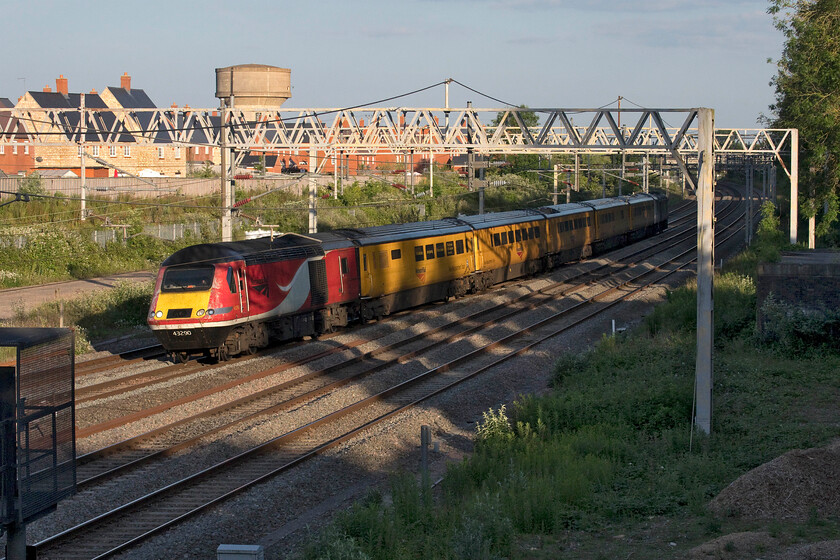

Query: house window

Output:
[12, 143, 17, 155]
[110, 146, 117, 157]
[23, 143, 29, 155]
[124, 145, 131, 157]
[0, 145, 4, 155]
[175, 147, 181, 159]
[205, 146, 210, 155]
[91, 146, 99, 157]
[158, 147, 165, 159]
[195, 146, 200, 155]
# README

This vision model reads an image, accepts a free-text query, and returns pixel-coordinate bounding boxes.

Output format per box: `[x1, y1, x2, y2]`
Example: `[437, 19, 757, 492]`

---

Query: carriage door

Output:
[238, 267, 249, 314]
[227, 265, 247, 315]
[339, 256, 349, 294]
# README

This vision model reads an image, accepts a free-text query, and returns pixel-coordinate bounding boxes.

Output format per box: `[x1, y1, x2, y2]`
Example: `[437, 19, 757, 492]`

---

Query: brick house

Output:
[0, 97, 35, 175]
[14, 74, 189, 178]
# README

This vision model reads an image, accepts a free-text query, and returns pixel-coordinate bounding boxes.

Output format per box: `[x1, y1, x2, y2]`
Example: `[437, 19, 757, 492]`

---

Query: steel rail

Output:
[34, 185, 746, 560]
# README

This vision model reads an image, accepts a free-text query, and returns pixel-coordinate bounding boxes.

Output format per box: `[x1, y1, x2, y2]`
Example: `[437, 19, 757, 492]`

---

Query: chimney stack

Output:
[56, 75, 68, 95]
[121, 72, 131, 91]
[43, 85, 52, 92]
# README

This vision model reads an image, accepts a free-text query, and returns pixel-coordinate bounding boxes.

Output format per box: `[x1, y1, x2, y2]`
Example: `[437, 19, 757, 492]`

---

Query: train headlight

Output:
[155, 310, 163, 319]
[207, 309, 215, 316]
[148, 311, 154, 319]
[196, 309, 205, 317]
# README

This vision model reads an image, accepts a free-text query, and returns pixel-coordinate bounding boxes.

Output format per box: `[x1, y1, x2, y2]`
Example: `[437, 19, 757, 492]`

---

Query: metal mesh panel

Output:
[16, 332, 76, 522]
[308, 259, 329, 306]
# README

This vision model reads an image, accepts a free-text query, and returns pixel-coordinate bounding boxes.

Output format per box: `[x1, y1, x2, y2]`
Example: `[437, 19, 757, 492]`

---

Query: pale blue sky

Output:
[3, 0, 782, 127]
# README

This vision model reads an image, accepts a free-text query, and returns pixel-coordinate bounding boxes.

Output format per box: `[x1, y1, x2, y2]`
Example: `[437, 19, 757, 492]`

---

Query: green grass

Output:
[1, 280, 154, 354]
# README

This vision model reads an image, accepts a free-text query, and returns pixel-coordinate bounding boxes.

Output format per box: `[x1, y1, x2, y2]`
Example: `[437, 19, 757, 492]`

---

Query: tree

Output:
[490, 104, 540, 133]
[768, 0, 840, 239]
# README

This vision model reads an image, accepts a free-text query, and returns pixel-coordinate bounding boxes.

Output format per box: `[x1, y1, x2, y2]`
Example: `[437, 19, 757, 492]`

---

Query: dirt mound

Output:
[688, 534, 840, 560]
[688, 531, 778, 559]
[709, 439, 840, 520]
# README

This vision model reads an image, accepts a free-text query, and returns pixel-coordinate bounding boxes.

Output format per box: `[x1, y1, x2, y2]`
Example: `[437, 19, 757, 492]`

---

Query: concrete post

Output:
[620, 152, 625, 196]
[421, 425, 430, 481]
[80, 93, 86, 221]
[695, 108, 715, 435]
[790, 129, 799, 245]
[602, 167, 606, 198]
[744, 160, 753, 246]
[429, 148, 434, 198]
[309, 145, 317, 233]
[220, 97, 233, 242]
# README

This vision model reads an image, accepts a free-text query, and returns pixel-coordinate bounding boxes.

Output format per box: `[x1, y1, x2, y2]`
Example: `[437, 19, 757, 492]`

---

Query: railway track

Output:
[28, 188, 758, 558]
[68, 191, 738, 484]
[72, 192, 709, 434]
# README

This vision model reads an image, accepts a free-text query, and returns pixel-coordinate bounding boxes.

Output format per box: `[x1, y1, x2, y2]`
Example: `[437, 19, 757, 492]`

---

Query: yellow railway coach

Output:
[458, 210, 548, 289]
[349, 219, 475, 320]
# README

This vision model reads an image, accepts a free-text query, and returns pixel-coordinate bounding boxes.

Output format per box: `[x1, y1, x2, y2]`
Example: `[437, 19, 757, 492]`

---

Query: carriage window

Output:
[363, 254, 368, 271]
[341, 257, 349, 274]
[493, 232, 501, 247]
[227, 266, 237, 294]
[426, 244, 435, 260]
[391, 249, 402, 260]
[501, 231, 508, 245]
[162, 264, 215, 292]
[446, 241, 455, 256]
[528, 227, 534, 240]
[515, 230, 522, 242]
[455, 239, 465, 254]
[414, 246, 425, 261]
[534, 226, 541, 238]
[436, 242, 445, 258]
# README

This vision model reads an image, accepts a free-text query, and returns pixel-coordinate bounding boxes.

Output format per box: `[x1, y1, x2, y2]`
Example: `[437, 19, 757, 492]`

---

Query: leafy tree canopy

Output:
[491, 105, 540, 131]
[768, 0, 840, 238]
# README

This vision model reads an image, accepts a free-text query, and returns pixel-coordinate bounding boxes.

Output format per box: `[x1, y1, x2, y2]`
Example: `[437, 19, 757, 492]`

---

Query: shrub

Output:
[758, 294, 840, 353]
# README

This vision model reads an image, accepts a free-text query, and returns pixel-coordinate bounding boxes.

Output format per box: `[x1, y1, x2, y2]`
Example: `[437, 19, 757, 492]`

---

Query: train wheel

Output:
[216, 346, 229, 362]
[172, 352, 190, 364]
[245, 344, 258, 356]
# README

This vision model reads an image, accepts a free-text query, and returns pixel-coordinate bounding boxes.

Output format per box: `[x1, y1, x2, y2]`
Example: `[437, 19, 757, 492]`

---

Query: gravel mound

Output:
[708, 439, 840, 521]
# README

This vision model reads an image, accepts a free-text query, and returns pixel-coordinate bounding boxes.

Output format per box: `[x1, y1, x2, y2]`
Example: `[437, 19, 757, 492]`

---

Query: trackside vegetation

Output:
[297, 203, 840, 559]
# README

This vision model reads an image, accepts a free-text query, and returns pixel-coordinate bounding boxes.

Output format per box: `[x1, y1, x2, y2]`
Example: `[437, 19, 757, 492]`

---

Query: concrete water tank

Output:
[215, 64, 291, 107]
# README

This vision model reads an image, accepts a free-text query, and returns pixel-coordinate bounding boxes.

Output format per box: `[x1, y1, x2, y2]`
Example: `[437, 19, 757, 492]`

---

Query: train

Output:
[147, 192, 668, 362]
